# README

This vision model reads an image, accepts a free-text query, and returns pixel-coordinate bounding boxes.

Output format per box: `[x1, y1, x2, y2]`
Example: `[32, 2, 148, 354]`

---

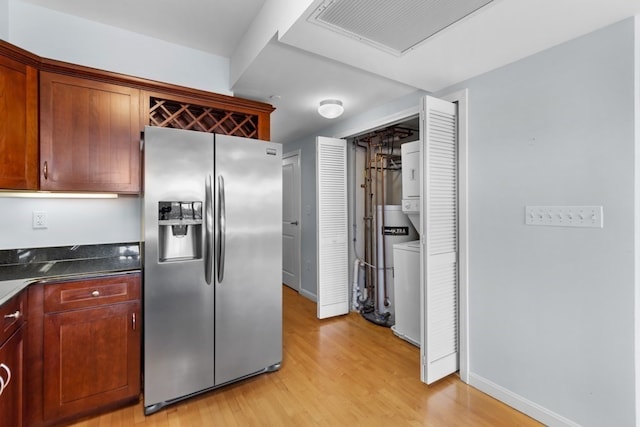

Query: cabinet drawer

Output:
[44, 273, 140, 313]
[0, 291, 26, 345]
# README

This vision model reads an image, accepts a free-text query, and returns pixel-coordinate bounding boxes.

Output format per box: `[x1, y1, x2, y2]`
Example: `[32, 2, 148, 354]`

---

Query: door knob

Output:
[290, 221, 298, 225]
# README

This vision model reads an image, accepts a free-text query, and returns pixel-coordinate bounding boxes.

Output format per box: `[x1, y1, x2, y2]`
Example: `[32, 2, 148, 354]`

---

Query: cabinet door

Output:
[43, 301, 141, 419]
[0, 327, 24, 427]
[0, 54, 38, 190]
[40, 72, 141, 193]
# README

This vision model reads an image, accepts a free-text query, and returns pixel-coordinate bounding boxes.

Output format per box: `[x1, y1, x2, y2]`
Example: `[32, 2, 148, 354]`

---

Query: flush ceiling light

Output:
[318, 99, 344, 119]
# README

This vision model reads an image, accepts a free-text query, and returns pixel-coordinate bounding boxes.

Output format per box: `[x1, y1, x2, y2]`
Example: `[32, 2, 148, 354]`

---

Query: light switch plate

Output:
[525, 206, 603, 228]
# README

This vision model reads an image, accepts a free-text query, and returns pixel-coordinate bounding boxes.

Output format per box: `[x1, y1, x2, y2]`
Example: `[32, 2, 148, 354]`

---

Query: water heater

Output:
[375, 205, 418, 321]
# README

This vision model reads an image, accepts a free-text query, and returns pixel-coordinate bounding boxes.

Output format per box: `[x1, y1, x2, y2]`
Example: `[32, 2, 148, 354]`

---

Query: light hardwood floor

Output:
[68, 286, 541, 426]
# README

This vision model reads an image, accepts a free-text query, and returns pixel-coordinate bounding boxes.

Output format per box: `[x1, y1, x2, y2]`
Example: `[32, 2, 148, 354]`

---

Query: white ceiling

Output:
[283, 0, 640, 92]
[233, 41, 418, 143]
[16, 0, 640, 143]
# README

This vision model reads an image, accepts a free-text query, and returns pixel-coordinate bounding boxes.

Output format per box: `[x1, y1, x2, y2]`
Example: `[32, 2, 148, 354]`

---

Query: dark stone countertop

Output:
[0, 242, 141, 305]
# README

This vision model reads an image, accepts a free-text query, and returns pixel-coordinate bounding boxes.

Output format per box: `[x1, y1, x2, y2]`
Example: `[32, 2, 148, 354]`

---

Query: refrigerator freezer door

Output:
[214, 134, 283, 386]
[143, 126, 215, 409]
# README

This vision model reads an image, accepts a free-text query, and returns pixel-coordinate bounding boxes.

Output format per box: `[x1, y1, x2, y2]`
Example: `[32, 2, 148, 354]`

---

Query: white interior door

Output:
[421, 95, 460, 384]
[316, 136, 349, 319]
[282, 151, 301, 290]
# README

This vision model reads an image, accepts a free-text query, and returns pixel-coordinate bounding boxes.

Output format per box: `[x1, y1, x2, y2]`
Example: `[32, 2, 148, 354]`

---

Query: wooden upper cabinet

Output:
[39, 71, 141, 193]
[0, 40, 274, 194]
[0, 52, 38, 190]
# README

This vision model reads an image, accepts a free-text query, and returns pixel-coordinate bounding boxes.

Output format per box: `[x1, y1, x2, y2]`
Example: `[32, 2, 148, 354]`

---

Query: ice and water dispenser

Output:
[157, 201, 203, 262]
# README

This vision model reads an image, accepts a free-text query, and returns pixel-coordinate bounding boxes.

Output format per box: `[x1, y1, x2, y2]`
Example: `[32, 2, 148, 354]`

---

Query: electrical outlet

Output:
[32, 211, 48, 229]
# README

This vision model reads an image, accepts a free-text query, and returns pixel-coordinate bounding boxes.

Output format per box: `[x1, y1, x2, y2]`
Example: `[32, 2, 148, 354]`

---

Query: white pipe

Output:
[358, 261, 367, 303]
[352, 258, 364, 311]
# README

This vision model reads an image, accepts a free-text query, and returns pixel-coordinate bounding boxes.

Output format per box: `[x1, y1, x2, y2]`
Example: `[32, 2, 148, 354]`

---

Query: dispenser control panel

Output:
[158, 201, 202, 222]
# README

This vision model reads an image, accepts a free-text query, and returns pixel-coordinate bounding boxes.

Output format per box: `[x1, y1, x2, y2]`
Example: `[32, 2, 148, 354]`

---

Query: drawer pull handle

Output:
[91, 291, 100, 297]
[3, 311, 21, 320]
[132, 313, 136, 331]
[0, 363, 11, 396]
[43, 161, 49, 180]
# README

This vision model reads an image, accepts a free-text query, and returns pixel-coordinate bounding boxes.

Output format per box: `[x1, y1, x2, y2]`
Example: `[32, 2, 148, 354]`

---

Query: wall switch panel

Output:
[32, 211, 48, 229]
[525, 206, 603, 228]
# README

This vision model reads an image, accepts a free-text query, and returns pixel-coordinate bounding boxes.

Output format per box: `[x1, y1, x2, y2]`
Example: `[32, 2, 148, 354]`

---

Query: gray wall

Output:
[282, 137, 317, 300]
[1, 0, 233, 252]
[8, 0, 231, 95]
[287, 16, 639, 426]
[0, 0, 7, 39]
[0, 197, 141, 250]
[438, 18, 637, 426]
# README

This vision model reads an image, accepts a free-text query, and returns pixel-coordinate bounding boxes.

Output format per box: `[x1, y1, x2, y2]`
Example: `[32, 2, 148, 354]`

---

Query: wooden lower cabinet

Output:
[0, 325, 24, 427]
[26, 273, 141, 426]
[43, 300, 140, 420]
[0, 289, 26, 427]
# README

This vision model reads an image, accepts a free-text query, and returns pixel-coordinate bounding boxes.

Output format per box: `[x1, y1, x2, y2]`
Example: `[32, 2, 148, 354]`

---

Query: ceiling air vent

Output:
[309, 0, 494, 56]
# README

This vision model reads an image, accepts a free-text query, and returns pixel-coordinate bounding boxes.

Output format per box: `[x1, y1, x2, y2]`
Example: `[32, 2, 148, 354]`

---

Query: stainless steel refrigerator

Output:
[142, 126, 282, 415]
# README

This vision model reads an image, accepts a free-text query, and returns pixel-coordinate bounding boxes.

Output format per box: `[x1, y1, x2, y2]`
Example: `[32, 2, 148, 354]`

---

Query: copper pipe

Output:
[372, 143, 380, 310]
[357, 131, 409, 313]
[375, 144, 386, 313]
[379, 152, 389, 307]
[363, 141, 374, 303]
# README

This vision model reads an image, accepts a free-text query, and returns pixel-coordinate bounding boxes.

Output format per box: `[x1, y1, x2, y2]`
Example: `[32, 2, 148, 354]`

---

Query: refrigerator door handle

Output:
[216, 175, 226, 283]
[204, 174, 213, 285]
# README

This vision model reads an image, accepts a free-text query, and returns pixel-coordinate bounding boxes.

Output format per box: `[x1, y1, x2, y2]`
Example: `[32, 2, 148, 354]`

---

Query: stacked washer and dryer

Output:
[391, 140, 421, 347]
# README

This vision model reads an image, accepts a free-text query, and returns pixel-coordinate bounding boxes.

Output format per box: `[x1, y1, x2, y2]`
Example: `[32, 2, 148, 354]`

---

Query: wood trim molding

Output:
[0, 40, 40, 67]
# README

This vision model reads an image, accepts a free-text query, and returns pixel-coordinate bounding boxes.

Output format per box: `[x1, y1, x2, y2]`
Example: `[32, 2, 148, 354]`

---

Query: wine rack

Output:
[149, 97, 259, 139]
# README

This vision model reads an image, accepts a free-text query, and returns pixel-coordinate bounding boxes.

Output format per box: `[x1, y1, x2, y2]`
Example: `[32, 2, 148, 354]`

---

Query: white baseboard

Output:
[469, 373, 580, 427]
[299, 288, 317, 302]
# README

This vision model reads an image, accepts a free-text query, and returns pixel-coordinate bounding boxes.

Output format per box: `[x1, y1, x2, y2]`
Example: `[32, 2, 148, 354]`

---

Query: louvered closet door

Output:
[316, 137, 349, 319]
[421, 95, 459, 384]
